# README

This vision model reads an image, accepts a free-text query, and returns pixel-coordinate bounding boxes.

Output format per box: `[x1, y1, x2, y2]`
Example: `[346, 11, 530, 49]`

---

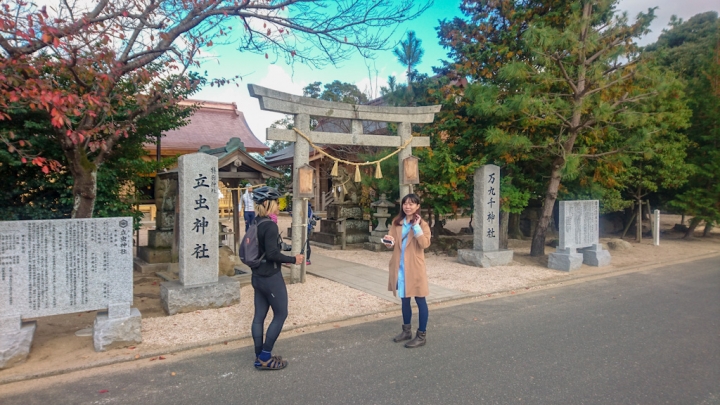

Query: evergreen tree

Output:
[648, 12, 720, 237]
[461, 0, 690, 255]
[393, 31, 425, 92]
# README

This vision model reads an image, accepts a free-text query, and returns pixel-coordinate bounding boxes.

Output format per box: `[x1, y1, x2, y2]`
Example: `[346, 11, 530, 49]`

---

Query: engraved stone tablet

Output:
[457, 164, 513, 268]
[475, 164, 500, 252]
[558, 200, 599, 250]
[0, 217, 133, 319]
[178, 153, 219, 287]
[550, 200, 610, 271]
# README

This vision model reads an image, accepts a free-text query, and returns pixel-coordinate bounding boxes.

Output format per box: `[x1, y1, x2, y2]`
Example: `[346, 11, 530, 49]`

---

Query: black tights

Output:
[251, 272, 288, 355]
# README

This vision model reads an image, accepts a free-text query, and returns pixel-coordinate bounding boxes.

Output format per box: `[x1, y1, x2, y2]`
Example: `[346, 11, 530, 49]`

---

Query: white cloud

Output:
[194, 64, 306, 143]
[617, 0, 719, 44]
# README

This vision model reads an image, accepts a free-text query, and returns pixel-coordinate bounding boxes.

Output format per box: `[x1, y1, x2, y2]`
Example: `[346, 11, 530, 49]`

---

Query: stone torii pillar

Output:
[249, 84, 441, 283]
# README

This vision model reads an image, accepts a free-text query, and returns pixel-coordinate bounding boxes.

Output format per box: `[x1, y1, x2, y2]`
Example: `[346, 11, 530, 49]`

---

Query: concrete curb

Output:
[1, 251, 718, 385]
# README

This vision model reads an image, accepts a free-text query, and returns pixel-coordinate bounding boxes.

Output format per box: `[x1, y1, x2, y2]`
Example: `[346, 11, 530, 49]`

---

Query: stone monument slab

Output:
[559, 200, 599, 250]
[549, 200, 611, 271]
[0, 217, 140, 366]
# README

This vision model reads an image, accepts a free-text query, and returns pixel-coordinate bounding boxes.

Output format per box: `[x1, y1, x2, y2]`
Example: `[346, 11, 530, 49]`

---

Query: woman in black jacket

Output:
[250, 186, 303, 370]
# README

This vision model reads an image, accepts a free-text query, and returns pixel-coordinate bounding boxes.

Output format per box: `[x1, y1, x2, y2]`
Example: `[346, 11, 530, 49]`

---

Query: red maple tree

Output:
[1, 0, 429, 217]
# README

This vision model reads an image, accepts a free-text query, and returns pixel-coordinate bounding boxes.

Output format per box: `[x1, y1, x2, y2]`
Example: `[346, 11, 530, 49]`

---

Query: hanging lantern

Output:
[402, 155, 420, 185]
[297, 164, 314, 198]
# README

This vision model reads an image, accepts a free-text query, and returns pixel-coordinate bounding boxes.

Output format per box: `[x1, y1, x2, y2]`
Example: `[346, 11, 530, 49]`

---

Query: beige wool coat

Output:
[386, 218, 432, 297]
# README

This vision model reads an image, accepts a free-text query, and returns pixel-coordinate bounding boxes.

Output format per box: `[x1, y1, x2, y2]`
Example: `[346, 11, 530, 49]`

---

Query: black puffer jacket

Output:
[252, 218, 296, 277]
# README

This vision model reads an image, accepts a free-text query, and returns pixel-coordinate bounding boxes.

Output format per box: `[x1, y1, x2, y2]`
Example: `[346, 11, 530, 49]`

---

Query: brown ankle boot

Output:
[393, 324, 412, 342]
[404, 330, 426, 348]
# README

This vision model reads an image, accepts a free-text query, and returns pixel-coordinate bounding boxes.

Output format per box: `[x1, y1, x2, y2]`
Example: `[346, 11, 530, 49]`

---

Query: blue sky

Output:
[193, 0, 719, 143]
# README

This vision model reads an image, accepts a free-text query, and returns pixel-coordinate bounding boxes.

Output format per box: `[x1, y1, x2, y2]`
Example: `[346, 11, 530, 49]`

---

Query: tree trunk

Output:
[684, 217, 702, 239]
[508, 212, 523, 240]
[432, 211, 443, 237]
[531, 159, 563, 256]
[499, 211, 509, 249]
[621, 212, 636, 239]
[70, 166, 98, 218]
[62, 142, 98, 218]
[703, 221, 713, 237]
[636, 198, 643, 243]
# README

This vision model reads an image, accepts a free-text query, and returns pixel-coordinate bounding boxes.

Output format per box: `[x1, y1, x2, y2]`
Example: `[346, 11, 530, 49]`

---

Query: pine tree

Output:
[463, 0, 690, 255]
[393, 31, 425, 92]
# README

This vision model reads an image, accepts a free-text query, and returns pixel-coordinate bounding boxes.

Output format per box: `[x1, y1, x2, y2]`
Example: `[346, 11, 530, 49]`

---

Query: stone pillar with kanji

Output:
[160, 153, 240, 315]
[457, 165, 514, 267]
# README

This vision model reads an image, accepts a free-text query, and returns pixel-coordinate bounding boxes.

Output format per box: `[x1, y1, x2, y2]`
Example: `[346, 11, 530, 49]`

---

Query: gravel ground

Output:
[140, 217, 568, 350]
[141, 274, 396, 349]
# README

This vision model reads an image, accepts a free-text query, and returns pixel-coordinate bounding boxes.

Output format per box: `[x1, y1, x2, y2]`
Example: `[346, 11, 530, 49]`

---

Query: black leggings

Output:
[306, 229, 312, 261]
[251, 271, 288, 355]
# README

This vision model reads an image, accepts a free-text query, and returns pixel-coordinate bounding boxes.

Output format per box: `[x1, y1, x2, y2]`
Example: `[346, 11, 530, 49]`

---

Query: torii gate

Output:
[249, 84, 441, 283]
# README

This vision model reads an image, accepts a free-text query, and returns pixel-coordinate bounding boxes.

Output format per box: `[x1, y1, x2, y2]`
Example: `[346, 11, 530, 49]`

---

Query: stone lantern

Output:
[364, 194, 396, 251]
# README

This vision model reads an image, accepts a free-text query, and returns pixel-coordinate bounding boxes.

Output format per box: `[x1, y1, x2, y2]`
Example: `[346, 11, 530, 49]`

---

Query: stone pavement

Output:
[307, 254, 469, 303]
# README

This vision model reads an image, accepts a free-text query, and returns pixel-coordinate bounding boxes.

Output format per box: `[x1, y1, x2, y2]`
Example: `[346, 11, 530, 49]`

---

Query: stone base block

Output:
[311, 231, 369, 246]
[548, 249, 584, 272]
[457, 249, 514, 268]
[0, 321, 36, 369]
[368, 230, 387, 245]
[133, 256, 170, 274]
[93, 308, 142, 352]
[364, 242, 388, 252]
[137, 246, 172, 264]
[160, 276, 241, 315]
[579, 245, 612, 267]
[326, 204, 363, 220]
[148, 229, 174, 248]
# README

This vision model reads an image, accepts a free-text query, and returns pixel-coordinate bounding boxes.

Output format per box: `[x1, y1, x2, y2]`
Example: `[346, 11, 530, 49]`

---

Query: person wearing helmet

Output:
[241, 183, 255, 232]
[250, 186, 303, 370]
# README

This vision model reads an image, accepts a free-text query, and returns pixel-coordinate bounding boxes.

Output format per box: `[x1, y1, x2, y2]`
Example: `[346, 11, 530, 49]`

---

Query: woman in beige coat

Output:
[383, 193, 431, 348]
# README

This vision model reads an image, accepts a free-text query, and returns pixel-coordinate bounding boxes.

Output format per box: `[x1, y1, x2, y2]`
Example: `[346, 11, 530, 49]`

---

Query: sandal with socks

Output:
[255, 355, 287, 370]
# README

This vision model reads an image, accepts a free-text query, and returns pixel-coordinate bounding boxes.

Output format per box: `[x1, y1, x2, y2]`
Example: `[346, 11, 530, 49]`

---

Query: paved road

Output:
[1, 257, 718, 404]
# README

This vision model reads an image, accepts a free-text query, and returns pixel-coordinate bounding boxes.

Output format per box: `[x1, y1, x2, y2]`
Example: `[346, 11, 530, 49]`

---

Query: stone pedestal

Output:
[148, 229, 174, 248]
[160, 276, 241, 315]
[312, 219, 370, 245]
[457, 249, 514, 268]
[326, 204, 363, 221]
[135, 172, 179, 274]
[0, 318, 36, 369]
[365, 194, 395, 252]
[579, 244, 612, 267]
[311, 216, 370, 247]
[365, 230, 390, 252]
[93, 308, 142, 351]
[548, 248, 584, 271]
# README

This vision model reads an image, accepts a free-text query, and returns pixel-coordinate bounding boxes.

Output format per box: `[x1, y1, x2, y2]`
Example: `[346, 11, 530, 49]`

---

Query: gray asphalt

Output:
[1, 257, 718, 405]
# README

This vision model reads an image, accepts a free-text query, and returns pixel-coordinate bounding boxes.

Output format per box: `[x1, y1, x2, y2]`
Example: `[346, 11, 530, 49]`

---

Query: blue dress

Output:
[397, 219, 423, 298]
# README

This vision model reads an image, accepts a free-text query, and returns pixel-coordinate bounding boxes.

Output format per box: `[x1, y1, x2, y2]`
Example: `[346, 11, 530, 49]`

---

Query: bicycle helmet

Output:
[251, 186, 282, 204]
